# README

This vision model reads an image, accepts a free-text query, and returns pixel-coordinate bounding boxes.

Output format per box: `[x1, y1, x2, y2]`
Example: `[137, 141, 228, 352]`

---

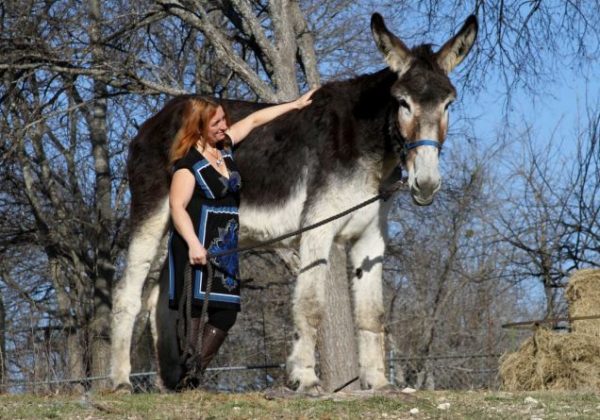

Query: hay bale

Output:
[565, 269, 600, 336]
[499, 327, 600, 392]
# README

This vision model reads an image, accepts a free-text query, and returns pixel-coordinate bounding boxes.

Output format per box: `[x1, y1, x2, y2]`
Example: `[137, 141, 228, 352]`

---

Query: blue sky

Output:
[464, 62, 600, 157]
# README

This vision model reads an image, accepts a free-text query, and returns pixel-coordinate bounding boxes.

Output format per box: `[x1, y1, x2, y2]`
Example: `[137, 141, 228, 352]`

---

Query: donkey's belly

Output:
[238, 180, 307, 248]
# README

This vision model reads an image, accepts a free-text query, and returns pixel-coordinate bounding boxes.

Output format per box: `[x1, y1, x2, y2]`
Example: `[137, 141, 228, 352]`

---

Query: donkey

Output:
[110, 13, 478, 392]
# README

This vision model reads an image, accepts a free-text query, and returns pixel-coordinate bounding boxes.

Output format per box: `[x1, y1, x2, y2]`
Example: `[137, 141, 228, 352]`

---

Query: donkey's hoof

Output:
[287, 367, 320, 391]
[286, 376, 323, 398]
[112, 382, 133, 395]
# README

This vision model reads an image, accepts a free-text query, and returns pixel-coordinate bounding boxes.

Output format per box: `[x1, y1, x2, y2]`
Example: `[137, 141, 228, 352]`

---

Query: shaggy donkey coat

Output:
[110, 13, 478, 392]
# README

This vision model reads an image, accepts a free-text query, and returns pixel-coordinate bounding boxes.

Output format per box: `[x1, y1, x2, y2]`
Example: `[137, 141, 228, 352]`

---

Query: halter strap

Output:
[403, 139, 442, 152]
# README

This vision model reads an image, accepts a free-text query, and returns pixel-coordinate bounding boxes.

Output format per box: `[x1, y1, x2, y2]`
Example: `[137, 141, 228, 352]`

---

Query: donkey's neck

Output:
[331, 68, 402, 181]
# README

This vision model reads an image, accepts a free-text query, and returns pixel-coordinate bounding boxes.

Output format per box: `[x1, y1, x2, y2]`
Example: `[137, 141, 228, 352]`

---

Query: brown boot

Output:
[177, 322, 227, 390]
[199, 324, 227, 372]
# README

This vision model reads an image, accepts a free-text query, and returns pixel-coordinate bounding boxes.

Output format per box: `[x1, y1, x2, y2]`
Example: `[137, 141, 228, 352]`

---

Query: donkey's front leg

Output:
[110, 198, 169, 391]
[287, 225, 335, 393]
[350, 215, 390, 390]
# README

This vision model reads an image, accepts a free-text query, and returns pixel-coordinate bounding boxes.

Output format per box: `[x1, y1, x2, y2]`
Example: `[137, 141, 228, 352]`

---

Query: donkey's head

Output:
[371, 14, 477, 206]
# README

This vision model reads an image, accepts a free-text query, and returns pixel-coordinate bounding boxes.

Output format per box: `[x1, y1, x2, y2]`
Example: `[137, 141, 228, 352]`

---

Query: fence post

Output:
[262, 305, 268, 387]
[388, 349, 395, 386]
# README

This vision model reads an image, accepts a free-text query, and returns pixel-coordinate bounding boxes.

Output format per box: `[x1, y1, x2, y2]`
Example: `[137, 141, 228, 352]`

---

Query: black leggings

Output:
[206, 307, 238, 332]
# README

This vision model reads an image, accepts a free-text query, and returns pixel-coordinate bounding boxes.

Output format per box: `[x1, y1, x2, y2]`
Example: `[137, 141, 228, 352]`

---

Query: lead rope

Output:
[207, 179, 405, 260]
[177, 179, 406, 390]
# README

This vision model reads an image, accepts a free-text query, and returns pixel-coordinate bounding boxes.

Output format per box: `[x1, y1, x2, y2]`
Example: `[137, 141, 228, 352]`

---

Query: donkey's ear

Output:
[436, 15, 478, 74]
[371, 13, 412, 75]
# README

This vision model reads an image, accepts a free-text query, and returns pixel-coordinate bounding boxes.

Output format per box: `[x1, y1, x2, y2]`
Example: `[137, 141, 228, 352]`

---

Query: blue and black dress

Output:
[166, 145, 242, 313]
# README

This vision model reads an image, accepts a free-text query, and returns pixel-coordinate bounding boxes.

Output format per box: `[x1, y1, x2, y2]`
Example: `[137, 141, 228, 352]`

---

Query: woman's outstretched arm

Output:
[226, 88, 317, 145]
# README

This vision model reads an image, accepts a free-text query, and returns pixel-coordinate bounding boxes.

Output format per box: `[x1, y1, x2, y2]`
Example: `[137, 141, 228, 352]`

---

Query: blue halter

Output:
[403, 139, 442, 153]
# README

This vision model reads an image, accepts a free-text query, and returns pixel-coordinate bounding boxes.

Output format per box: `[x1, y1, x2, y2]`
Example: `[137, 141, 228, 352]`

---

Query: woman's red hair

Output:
[169, 98, 229, 165]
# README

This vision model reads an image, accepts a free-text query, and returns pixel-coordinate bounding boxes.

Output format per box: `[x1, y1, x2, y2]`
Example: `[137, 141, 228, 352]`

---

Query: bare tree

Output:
[491, 105, 600, 321]
[560, 106, 600, 270]
[493, 126, 569, 319]
[85, 0, 115, 388]
[152, 0, 320, 100]
[0, 0, 134, 388]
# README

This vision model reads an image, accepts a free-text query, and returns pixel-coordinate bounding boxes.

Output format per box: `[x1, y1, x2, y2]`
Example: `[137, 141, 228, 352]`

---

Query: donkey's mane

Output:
[317, 68, 397, 109]
[410, 44, 438, 68]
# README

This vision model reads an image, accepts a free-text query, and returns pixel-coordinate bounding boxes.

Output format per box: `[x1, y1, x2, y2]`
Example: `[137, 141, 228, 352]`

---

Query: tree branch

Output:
[158, 0, 278, 100]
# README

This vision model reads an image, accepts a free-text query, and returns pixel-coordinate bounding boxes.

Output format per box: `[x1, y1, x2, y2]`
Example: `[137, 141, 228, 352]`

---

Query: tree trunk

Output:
[46, 258, 86, 391]
[317, 243, 360, 392]
[87, 0, 113, 390]
[66, 330, 86, 392]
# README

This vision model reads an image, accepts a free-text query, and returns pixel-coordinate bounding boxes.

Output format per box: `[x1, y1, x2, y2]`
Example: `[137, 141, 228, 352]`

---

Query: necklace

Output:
[199, 145, 223, 166]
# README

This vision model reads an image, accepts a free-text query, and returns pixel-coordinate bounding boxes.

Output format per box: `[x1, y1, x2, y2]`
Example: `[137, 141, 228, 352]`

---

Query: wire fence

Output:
[0, 353, 501, 395]
[389, 353, 501, 391]
[1, 290, 516, 395]
[1, 258, 521, 396]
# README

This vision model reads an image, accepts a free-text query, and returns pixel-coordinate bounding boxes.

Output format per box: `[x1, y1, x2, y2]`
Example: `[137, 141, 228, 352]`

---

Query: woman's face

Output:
[205, 106, 228, 144]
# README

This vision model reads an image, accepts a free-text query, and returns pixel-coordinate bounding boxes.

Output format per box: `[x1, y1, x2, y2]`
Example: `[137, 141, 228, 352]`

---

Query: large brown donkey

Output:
[110, 12, 478, 392]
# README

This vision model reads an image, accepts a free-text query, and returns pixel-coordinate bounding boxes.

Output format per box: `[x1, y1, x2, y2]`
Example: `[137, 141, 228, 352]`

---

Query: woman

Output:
[158, 89, 315, 389]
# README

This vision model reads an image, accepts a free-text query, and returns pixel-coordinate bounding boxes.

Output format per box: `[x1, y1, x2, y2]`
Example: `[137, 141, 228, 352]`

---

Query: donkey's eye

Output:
[398, 99, 411, 111]
[444, 101, 454, 110]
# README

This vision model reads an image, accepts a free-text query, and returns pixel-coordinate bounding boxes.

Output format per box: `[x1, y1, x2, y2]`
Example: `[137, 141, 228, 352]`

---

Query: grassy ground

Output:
[1, 389, 599, 419]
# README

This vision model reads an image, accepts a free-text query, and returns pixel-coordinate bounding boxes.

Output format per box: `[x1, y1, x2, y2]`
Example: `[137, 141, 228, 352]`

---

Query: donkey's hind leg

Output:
[350, 215, 390, 390]
[287, 224, 335, 393]
[110, 197, 169, 391]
